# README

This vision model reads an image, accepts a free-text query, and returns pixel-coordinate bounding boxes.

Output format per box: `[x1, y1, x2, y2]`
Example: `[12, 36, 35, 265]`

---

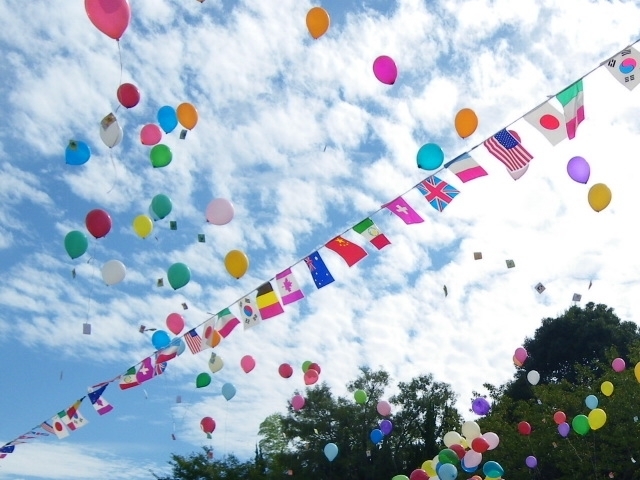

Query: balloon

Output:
[416, 143, 445, 171]
[377, 400, 391, 416]
[150, 144, 172, 168]
[514, 346, 528, 363]
[635, 362, 640, 383]
[84, 0, 131, 40]
[380, 419, 393, 435]
[224, 250, 249, 279]
[392, 476, 409, 480]
[65, 140, 91, 165]
[513, 355, 523, 367]
[208, 352, 224, 373]
[140, 124, 162, 146]
[518, 421, 532, 435]
[438, 448, 458, 465]
[567, 156, 590, 183]
[166, 313, 185, 335]
[601, 381, 614, 396]
[588, 408, 607, 430]
[240, 355, 255, 373]
[302, 360, 312, 372]
[354, 389, 368, 404]
[572, 414, 590, 435]
[86, 209, 112, 239]
[64, 230, 89, 259]
[482, 432, 500, 450]
[151, 194, 173, 220]
[323, 442, 338, 462]
[460, 459, 477, 474]
[101, 259, 126, 285]
[291, 394, 305, 410]
[588, 183, 612, 212]
[482, 461, 504, 478]
[463, 450, 482, 469]
[370, 429, 384, 444]
[99, 114, 123, 148]
[372, 55, 398, 85]
[304, 369, 319, 385]
[437, 463, 458, 480]
[409, 469, 428, 480]
[585, 394, 598, 410]
[612, 357, 626, 372]
[553, 411, 566, 425]
[200, 416, 215, 434]
[308, 363, 321, 374]
[461, 420, 481, 440]
[172, 337, 186, 356]
[177, 103, 198, 130]
[454, 108, 479, 138]
[306, 7, 330, 39]
[443, 431, 461, 447]
[471, 437, 489, 453]
[205, 198, 235, 225]
[279, 363, 293, 378]
[471, 397, 491, 415]
[157, 106, 178, 134]
[525, 455, 538, 468]
[221, 382, 236, 401]
[117, 83, 140, 109]
[558, 421, 570, 437]
[167, 262, 191, 290]
[422, 460, 437, 477]
[527, 370, 540, 385]
[132, 214, 153, 239]
[449, 443, 465, 459]
[151, 330, 171, 349]
[196, 372, 211, 388]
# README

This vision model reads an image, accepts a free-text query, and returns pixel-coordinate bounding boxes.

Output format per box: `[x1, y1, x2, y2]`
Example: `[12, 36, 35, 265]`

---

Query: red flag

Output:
[325, 236, 368, 267]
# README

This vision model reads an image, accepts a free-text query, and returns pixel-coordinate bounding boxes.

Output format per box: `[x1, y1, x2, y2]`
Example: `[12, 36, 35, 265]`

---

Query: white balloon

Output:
[205, 198, 234, 225]
[101, 260, 126, 285]
[443, 430, 462, 447]
[527, 370, 540, 385]
[100, 119, 123, 148]
[482, 431, 500, 450]
[461, 420, 481, 441]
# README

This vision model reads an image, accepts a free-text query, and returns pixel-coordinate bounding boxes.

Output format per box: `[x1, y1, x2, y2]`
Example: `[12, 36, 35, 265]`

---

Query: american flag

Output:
[484, 129, 533, 172]
[416, 176, 460, 212]
[184, 329, 203, 354]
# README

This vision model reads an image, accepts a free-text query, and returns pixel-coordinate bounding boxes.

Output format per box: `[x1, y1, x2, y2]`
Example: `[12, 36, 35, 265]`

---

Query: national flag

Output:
[523, 102, 567, 145]
[136, 357, 154, 384]
[352, 218, 391, 250]
[215, 308, 240, 338]
[275, 268, 305, 305]
[0, 454, 6, 459]
[154, 360, 167, 376]
[416, 176, 460, 212]
[0, 446, 15, 454]
[184, 328, 203, 354]
[383, 197, 424, 224]
[88, 384, 114, 415]
[556, 79, 585, 139]
[201, 315, 219, 347]
[40, 422, 56, 435]
[325, 236, 368, 267]
[119, 366, 140, 390]
[256, 282, 285, 319]
[304, 251, 335, 289]
[156, 343, 179, 364]
[238, 297, 262, 330]
[68, 410, 89, 430]
[483, 129, 533, 180]
[444, 153, 488, 183]
[49, 416, 69, 439]
[605, 46, 640, 91]
[66, 399, 83, 420]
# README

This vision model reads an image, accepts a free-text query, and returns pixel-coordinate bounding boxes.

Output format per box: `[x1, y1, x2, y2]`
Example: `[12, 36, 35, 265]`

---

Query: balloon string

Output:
[85, 242, 97, 328]
[566, 437, 583, 463]
[106, 150, 118, 194]
[114, 40, 123, 114]
[592, 430, 598, 480]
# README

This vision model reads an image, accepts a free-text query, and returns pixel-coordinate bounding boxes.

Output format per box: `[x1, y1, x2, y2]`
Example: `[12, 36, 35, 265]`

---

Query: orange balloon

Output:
[306, 7, 330, 39]
[454, 108, 478, 138]
[177, 102, 198, 130]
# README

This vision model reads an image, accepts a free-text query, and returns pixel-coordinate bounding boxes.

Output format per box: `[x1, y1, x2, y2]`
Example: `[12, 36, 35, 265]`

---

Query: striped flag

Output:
[215, 308, 240, 338]
[556, 79, 584, 139]
[444, 152, 488, 183]
[483, 129, 533, 180]
[256, 282, 285, 319]
[352, 218, 390, 250]
[275, 268, 304, 305]
[184, 329, 203, 354]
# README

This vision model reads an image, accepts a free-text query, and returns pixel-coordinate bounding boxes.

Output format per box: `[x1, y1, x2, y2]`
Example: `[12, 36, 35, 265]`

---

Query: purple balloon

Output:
[380, 419, 393, 436]
[567, 156, 590, 184]
[525, 455, 537, 468]
[472, 397, 491, 415]
[558, 422, 570, 437]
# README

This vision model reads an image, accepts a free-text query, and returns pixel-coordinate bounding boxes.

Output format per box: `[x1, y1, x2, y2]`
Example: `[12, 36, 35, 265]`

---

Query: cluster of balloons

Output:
[131, 193, 173, 239]
[306, 7, 330, 39]
[224, 249, 249, 279]
[567, 156, 612, 212]
[302, 360, 321, 385]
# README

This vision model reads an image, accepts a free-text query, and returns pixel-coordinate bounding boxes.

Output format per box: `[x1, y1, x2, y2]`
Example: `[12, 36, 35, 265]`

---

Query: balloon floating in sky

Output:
[205, 198, 235, 225]
[150, 144, 172, 168]
[196, 372, 212, 388]
[373, 55, 398, 85]
[150, 194, 173, 220]
[117, 82, 140, 109]
[567, 156, 590, 184]
[65, 140, 91, 165]
[132, 214, 153, 239]
[152, 330, 171, 350]
[101, 259, 126, 286]
[64, 230, 89, 259]
[167, 262, 191, 290]
[140, 124, 162, 146]
[377, 400, 391, 416]
[177, 103, 198, 130]
[514, 346, 528, 365]
[279, 363, 293, 378]
[454, 108, 479, 138]
[323, 442, 338, 462]
[304, 368, 319, 385]
[471, 397, 491, 415]
[100, 113, 123, 148]
[416, 143, 444, 171]
[224, 250, 249, 279]
[612, 357, 625, 372]
[588, 183, 612, 212]
[208, 352, 224, 373]
[221, 382, 236, 401]
[84, 0, 131, 40]
[240, 355, 256, 373]
[157, 105, 178, 134]
[601, 381, 614, 396]
[354, 389, 368, 405]
[527, 370, 540, 385]
[306, 7, 330, 39]
[166, 313, 185, 336]
[291, 394, 305, 411]
[200, 416, 215, 435]
[86, 208, 112, 239]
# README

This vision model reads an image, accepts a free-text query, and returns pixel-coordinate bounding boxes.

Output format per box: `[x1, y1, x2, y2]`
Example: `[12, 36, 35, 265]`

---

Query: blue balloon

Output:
[157, 106, 178, 134]
[65, 140, 91, 165]
[483, 461, 504, 478]
[416, 142, 445, 171]
[151, 330, 171, 350]
[438, 463, 457, 480]
[585, 394, 598, 410]
[460, 459, 477, 473]
[221, 382, 236, 401]
[370, 428, 384, 444]
[170, 337, 186, 356]
[324, 442, 338, 462]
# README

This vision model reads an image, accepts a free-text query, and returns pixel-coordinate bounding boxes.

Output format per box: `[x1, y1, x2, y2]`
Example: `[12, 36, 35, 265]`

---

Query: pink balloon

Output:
[166, 313, 185, 335]
[84, 0, 131, 40]
[514, 347, 528, 363]
[377, 400, 391, 416]
[140, 124, 162, 146]
[612, 357, 626, 372]
[304, 369, 319, 385]
[241, 355, 256, 373]
[373, 55, 398, 85]
[205, 198, 235, 225]
[291, 394, 305, 411]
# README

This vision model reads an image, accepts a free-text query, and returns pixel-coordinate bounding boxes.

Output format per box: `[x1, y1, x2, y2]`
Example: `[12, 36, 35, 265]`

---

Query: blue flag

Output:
[304, 251, 335, 289]
[0, 445, 15, 453]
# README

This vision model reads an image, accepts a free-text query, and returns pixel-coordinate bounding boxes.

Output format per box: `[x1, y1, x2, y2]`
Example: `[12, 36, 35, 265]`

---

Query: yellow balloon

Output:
[600, 381, 614, 397]
[454, 108, 478, 138]
[421, 460, 436, 477]
[306, 7, 330, 39]
[224, 249, 249, 279]
[132, 214, 154, 239]
[635, 362, 640, 383]
[588, 408, 607, 430]
[587, 183, 612, 212]
[177, 102, 198, 130]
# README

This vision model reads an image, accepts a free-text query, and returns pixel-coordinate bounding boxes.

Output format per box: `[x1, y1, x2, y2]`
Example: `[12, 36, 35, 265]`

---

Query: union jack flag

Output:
[416, 176, 460, 212]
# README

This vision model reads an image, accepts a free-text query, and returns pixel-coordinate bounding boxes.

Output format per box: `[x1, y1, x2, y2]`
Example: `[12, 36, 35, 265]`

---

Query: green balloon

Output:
[150, 144, 172, 168]
[151, 194, 173, 219]
[302, 360, 312, 373]
[167, 262, 191, 290]
[392, 476, 409, 480]
[196, 372, 211, 388]
[572, 414, 590, 435]
[438, 448, 459, 465]
[354, 389, 368, 405]
[64, 230, 89, 259]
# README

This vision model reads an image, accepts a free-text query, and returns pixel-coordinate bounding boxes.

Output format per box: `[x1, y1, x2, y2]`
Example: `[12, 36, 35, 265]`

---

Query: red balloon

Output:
[278, 363, 293, 378]
[518, 421, 532, 435]
[449, 443, 466, 459]
[553, 411, 566, 425]
[471, 436, 489, 453]
[200, 416, 215, 434]
[304, 369, 319, 385]
[117, 83, 140, 108]
[308, 362, 322, 375]
[85, 209, 112, 238]
[409, 469, 429, 480]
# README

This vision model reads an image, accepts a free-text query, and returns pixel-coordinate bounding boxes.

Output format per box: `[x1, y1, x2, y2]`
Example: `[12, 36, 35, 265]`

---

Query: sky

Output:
[1, 0, 640, 478]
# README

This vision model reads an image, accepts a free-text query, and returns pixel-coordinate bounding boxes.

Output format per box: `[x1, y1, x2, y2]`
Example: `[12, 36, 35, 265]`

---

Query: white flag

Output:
[605, 46, 640, 91]
[238, 296, 262, 330]
[523, 102, 566, 146]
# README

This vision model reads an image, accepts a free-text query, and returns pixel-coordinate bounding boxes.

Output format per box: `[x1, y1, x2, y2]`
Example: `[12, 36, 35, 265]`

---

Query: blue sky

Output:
[2, 0, 640, 478]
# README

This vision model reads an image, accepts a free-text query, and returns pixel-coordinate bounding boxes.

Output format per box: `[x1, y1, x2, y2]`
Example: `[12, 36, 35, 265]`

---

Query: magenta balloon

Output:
[205, 198, 235, 225]
[140, 124, 162, 146]
[166, 313, 185, 335]
[291, 394, 305, 410]
[567, 156, 590, 184]
[373, 55, 398, 85]
[84, 0, 131, 40]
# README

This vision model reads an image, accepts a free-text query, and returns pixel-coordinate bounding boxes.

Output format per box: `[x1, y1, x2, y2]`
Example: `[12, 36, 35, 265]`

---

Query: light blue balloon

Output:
[416, 142, 445, 171]
[585, 394, 598, 410]
[65, 140, 91, 165]
[222, 382, 236, 401]
[324, 442, 338, 462]
[157, 106, 178, 134]
[151, 330, 171, 350]
[483, 460, 504, 478]
[170, 337, 186, 356]
[370, 428, 384, 444]
[437, 463, 457, 480]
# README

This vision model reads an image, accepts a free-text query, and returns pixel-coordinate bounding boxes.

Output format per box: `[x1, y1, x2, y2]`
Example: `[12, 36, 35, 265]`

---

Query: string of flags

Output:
[2, 38, 639, 457]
